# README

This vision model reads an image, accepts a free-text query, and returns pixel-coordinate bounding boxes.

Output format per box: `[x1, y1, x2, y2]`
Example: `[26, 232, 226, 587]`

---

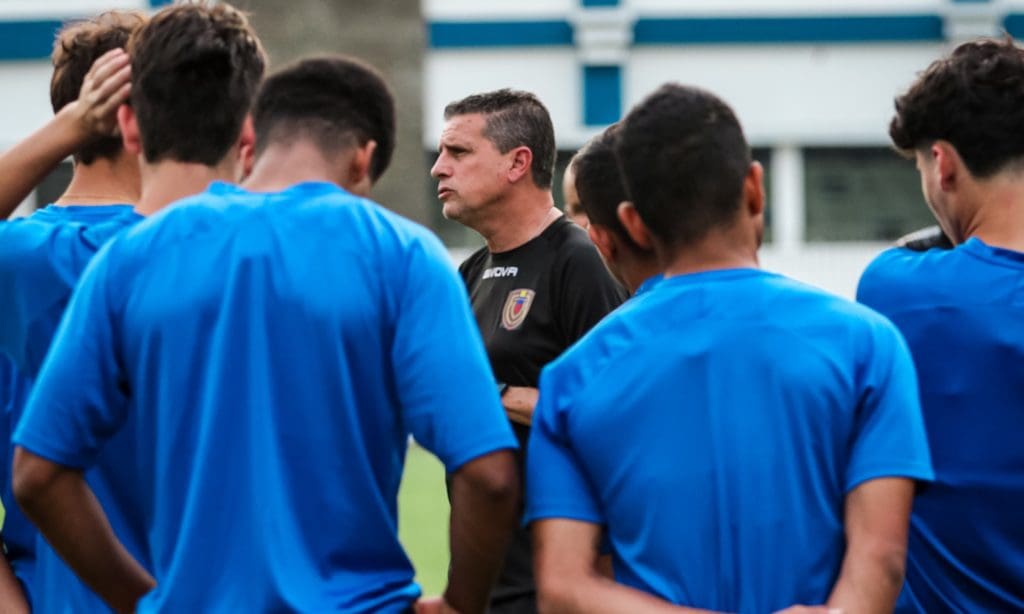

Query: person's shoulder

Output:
[545, 217, 618, 278]
[458, 244, 489, 277]
[544, 216, 595, 255]
[757, 272, 898, 338]
[0, 214, 55, 262]
[857, 245, 954, 309]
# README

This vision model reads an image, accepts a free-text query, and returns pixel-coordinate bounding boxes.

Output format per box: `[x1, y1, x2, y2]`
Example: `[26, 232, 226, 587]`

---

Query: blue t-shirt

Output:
[15, 181, 517, 612]
[858, 238, 1024, 613]
[525, 268, 933, 613]
[0, 204, 140, 603]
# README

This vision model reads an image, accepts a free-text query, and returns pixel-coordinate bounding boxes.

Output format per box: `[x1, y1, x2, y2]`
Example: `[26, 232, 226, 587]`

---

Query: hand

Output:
[64, 48, 132, 139]
[414, 596, 459, 614]
[502, 386, 538, 426]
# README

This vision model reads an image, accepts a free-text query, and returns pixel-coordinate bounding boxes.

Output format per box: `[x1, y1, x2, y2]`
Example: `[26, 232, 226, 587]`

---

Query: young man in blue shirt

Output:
[568, 124, 661, 297]
[526, 84, 934, 614]
[858, 38, 1024, 613]
[0, 12, 145, 610]
[5, 4, 267, 612]
[14, 54, 521, 613]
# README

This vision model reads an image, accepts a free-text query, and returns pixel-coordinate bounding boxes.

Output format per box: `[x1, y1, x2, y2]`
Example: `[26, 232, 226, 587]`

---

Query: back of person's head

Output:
[617, 83, 751, 249]
[253, 55, 396, 181]
[571, 124, 636, 247]
[890, 38, 1024, 177]
[444, 88, 556, 189]
[127, 2, 266, 165]
[51, 10, 146, 165]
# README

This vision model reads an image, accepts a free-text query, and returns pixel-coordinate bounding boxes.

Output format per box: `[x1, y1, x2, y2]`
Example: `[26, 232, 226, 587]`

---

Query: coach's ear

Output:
[347, 139, 378, 197]
[617, 201, 655, 251]
[117, 104, 142, 157]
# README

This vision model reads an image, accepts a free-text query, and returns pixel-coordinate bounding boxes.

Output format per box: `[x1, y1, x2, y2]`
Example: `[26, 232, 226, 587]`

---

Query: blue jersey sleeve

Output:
[523, 364, 603, 526]
[0, 221, 67, 369]
[13, 242, 130, 469]
[391, 233, 517, 472]
[846, 318, 934, 491]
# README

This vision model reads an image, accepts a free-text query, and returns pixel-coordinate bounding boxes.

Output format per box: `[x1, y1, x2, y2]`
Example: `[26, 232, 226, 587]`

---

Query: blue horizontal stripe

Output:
[425, 14, 960, 49]
[0, 20, 60, 61]
[429, 20, 572, 48]
[634, 15, 945, 45]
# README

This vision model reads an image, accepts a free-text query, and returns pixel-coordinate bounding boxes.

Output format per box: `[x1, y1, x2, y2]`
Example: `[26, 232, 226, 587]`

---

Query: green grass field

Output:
[398, 443, 451, 596]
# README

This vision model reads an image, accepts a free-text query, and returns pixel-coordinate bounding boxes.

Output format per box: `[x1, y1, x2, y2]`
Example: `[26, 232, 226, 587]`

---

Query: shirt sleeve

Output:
[0, 222, 67, 370]
[523, 364, 604, 525]
[12, 242, 130, 469]
[845, 317, 934, 491]
[391, 233, 517, 473]
[553, 239, 627, 345]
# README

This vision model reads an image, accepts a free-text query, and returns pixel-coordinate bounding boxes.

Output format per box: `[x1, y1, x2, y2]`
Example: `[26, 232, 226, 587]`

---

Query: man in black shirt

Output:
[431, 89, 626, 613]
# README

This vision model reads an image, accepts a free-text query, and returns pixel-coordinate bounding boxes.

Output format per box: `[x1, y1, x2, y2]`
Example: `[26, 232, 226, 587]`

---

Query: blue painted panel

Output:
[634, 15, 945, 45]
[583, 65, 621, 126]
[1006, 14, 1024, 36]
[582, 0, 620, 6]
[0, 20, 61, 61]
[429, 20, 573, 48]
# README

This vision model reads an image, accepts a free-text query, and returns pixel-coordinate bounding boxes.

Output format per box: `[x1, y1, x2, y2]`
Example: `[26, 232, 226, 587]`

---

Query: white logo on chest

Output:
[482, 266, 519, 280]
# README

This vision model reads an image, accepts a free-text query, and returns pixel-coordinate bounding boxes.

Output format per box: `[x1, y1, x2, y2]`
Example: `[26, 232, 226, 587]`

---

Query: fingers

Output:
[86, 48, 131, 88]
[78, 48, 132, 137]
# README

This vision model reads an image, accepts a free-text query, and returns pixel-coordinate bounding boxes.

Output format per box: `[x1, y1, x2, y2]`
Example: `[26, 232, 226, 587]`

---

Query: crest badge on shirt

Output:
[501, 289, 536, 330]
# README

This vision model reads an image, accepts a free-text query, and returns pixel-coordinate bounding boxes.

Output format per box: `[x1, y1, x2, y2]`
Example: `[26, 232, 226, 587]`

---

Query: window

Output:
[804, 147, 933, 242]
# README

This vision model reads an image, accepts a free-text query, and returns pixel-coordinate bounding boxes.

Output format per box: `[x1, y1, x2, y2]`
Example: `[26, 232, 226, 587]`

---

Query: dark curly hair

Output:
[890, 38, 1024, 177]
[50, 11, 146, 164]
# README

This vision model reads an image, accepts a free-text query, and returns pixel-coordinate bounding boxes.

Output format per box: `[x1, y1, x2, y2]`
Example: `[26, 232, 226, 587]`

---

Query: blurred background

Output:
[1, 0, 1020, 595]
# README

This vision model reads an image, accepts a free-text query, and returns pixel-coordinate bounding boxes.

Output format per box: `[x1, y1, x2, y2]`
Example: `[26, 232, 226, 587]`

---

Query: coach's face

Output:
[431, 113, 510, 223]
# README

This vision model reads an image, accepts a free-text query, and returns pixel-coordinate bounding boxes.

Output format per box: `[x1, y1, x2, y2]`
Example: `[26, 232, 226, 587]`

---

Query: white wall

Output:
[627, 44, 947, 148]
[0, 62, 56, 148]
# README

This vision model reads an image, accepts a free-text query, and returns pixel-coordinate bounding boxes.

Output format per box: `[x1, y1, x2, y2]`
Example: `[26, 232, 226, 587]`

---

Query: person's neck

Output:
[957, 178, 1024, 252]
[243, 142, 366, 197]
[620, 256, 663, 295]
[660, 226, 760, 278]
[477, 189, 560, 253]
[55, 158, 139, 207]
[134, 158, 237, 217]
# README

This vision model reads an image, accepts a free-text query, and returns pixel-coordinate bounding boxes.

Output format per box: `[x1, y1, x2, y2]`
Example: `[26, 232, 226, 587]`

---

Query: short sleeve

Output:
[0, 222, 68, 370]
[845, 319, 934, 491]
[391, 233, 517, 472]
[13, 242, 131, 469]
[554, 240, 627, 344]
[523, 365, 603, 525]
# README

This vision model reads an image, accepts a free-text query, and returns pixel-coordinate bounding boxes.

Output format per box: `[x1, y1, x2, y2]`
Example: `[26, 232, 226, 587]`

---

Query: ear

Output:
[587, 223, 617, 263]
[506, 146, 534, 184]
[117, 104, 142, 157]
[617, 201, 655, 251]
[744, 161, 765, 218]
[347, 140, 378, 197]
[932, 141, 960, 192]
